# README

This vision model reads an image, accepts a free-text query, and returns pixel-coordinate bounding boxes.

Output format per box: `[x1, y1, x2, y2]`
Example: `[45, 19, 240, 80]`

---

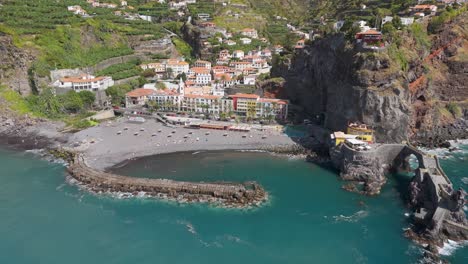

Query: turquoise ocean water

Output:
[0, 145, 467, 264]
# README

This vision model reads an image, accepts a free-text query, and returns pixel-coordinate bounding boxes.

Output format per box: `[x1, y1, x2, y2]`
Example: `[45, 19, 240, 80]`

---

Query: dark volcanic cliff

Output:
[277, 35, 411, 143]
[275, 14, 467, 146]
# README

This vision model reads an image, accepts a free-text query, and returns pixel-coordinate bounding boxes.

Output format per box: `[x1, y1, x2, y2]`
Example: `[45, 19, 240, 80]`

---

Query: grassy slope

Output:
[0, 0, 164, 77]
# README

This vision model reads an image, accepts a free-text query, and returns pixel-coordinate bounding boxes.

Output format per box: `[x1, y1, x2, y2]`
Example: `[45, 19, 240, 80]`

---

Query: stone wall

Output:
[67, 154, 267, 207]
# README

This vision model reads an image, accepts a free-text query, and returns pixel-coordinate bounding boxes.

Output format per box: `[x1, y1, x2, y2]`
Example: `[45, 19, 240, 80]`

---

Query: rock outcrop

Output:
[274, 13, 468, 146]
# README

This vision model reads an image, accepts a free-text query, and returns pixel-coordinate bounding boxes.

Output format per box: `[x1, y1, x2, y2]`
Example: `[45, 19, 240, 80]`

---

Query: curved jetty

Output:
[67, 154, 267, 207]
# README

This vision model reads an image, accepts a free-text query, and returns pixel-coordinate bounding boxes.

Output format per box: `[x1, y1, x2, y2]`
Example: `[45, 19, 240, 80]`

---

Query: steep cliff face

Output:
[280, 35, 411, 143]
[277, 14, 467, 145]
[0, 34, 36, 95]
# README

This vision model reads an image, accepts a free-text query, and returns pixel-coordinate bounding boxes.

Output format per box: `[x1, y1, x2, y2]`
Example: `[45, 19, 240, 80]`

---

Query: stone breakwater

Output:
[67, 154, 267, 208]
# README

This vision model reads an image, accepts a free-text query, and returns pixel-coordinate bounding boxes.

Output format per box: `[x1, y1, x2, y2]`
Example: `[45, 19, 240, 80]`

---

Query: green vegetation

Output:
[446, 102, 463, 118]
[105, 78, 144, 106]
[172, 37, 194, 61]
[0, 85, 36, 115]
[0, 0, 166, 77]
[429, 5, 467, 33]
[96, 59, 143, 80]
[0, 85, 99, 129]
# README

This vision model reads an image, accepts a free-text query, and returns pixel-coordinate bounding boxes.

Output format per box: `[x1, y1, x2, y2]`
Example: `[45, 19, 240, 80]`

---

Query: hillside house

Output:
[355, 29, 383, 45]
[411, 4, 438, 15]
[240, 38, 252, 45]
[233, 50, 245, 59]
[241, 28, 258, 39]
[194, 60, 212, 70]
[125, 88, 155, 106]
[53, 74, 113, 92]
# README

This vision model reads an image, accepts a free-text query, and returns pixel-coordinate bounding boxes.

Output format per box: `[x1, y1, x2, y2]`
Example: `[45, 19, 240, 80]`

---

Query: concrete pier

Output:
[67, 154, 267, 207]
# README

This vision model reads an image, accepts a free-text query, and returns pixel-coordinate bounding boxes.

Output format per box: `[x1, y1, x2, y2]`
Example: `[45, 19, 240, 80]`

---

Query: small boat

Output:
[223, 133, 228, 137]
[262, 135, 267, 139]
[140, 128, 145, 131]
[242, 135, 247, 138]
[152, 133, 157, 137]
[124, 127, 129, 130]
[167, 134, 172, 138]
[158, 129, 162, 132]
[205, 132, 210, 135]
[134, 132, 139, 136]
[196, 137, 200, 141]
[172, 130, 176, 134]
[188, 131, 193, 134]
[116, 131, 122, 135]
[183, 135, 189, 138]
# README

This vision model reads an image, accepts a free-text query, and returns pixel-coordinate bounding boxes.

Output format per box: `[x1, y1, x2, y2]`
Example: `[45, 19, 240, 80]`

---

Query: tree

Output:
[27, 87, 62, 118]
[165, 68, 174, 79]
[392, 16, 402, 29]
[60, 90, 84, 113]
[247, 104, 257, 121]
[176, 72, 187, 81]
[156, 82, 167, 90]
[78, 90, 95, 108]
[141, 69, 156, 78]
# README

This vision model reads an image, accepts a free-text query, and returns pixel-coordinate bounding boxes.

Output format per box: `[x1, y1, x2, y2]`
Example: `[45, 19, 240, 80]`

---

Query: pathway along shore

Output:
[66, 152, 267, 207]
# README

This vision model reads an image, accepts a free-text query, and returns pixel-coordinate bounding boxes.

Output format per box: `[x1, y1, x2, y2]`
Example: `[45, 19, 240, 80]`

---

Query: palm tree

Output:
[247, 104, 257, 122]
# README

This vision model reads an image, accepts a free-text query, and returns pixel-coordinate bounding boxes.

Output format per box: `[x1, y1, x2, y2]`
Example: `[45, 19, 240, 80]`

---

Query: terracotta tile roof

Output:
[60, 75, 106, 83]
[359, 29, 382, 35]
[184, 94, 222, 100]
[229, 93, 259, 99]
[190, 67, 211, 74]
[259, 98, 288, 104]
[126, 88, 154, 97]
[214, 73, 232, 81]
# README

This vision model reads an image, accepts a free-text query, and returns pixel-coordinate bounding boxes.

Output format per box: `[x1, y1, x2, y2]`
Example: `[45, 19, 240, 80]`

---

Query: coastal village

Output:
[57, 0, 467, 150]
[0, 1, 467, 262]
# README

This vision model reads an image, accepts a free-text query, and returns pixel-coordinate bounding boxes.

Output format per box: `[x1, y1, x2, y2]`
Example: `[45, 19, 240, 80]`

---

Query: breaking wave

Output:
[438, 240, 468, 256]
[332, 210, 369, 223]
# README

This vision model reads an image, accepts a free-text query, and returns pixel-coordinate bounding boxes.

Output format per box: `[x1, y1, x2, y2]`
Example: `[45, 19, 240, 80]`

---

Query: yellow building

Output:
[347, 123, 374, 143]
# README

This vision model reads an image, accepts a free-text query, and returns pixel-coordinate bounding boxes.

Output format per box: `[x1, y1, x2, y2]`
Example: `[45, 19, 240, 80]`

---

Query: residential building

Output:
[225, 40, 237, 46]
[147, 89, 182, 111]
[125, 88, 155, 106]
[243, 75, 257, 85]
[219, 49, 231, 60]
[67, 5, 87, 16]
[230, 61, 252, 71]
[295, 39, 305, 49]
[355, 29, 383, 44]
[411, 4, 438, 15]
[241, 28, 258, 39]
[182, 94, 222, 114]
[166, 59, 189, 76]
[240, 38, 252, 45]
[194, 60, 212, 70]
[232, 50, 245, 59]
[189, 67, 212, 85]
[53, 74, 114, 92]
[141, 62, 166, 73]
[222, 93, 289, 120]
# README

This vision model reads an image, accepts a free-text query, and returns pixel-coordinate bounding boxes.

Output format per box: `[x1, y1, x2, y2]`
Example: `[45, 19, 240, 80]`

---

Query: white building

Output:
[243, 75, 257, 85]
[232, 50, 245, 59]
[147, 89, 182, 111]
[182, 94, 222, 114]
[166, 59, 189, 76]
[53, 74, 113, 92]
[241, 28, 258, 39]
[189, 67, 212, 85]
[240, 38, 252, 45]
[194, 60, 212, 70]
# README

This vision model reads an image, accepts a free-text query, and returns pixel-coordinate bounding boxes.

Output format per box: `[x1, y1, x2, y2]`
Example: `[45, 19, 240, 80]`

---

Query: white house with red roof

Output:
[53, 74, 113, 92]
[125, 88, 155, 106]
[241, 28, 258, 39]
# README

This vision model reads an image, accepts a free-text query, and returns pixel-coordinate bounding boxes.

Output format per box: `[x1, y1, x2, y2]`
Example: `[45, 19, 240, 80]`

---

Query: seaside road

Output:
[68, 118, 298, 170]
